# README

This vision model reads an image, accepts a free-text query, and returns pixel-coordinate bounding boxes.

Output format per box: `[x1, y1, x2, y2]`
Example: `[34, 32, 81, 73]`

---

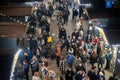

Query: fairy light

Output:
[0, 12, 27, 25]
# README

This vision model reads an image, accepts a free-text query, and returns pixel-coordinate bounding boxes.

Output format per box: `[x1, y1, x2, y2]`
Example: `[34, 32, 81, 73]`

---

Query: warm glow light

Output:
[10, 49, 22, 80]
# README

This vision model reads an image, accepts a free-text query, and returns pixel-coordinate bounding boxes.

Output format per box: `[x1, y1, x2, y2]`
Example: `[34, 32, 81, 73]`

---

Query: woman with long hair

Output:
[90, 49, 98, 67]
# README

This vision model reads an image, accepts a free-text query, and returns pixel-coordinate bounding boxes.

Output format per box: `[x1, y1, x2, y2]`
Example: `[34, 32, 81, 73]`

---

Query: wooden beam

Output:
[0, 22, 28, 38]
[0, 5, 34, 16]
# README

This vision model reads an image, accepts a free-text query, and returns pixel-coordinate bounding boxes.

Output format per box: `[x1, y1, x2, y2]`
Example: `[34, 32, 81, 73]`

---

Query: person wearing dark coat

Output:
[31, 57, 39, 75]
[59, 28, 67, 40]
[105, 48, 113, 70]
[79, 6, 83, 18]
[97, 71, 105, 80]
[72, 30, 79, 39]
[72, 8, 75, 20]
[81, 51, 88, 72]
[72, 8, 78, 21]
[76, 62, 85, 73]
[90, 50, 98, 67]
[65, 36, 71, 51]
[109, 73, 118, 80]
[65, 67, 74, 80]
[18, 48, 32, 64]
[97, 44, 102, 58]
[88, 66, 97, 80]
[23, 60, 29, 80]
[24, 48, 33, 62]
[40, 47, 48, 58]
[16, 63, 25, 80]
[85, 34, 92, 43]
[75, 70, 85, 80]
[63, 9, 70, 25]
[29, 36, 37, 54]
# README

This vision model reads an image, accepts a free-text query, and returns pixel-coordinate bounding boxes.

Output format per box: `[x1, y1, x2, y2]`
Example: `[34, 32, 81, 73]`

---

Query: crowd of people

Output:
[13, 0, 118, 80]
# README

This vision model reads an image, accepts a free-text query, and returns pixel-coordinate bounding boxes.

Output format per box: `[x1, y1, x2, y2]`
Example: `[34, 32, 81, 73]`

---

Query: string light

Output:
[0, 12, 27, 25]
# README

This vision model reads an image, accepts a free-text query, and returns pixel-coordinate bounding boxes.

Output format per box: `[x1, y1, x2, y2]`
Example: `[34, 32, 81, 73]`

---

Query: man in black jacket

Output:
[109, 73, 118, 80]
[88, 66, 97, 80]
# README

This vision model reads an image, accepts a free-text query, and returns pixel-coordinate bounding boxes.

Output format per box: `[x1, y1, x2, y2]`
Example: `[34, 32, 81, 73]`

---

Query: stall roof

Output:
[0, 22, 28, 38]
[0, 5, 34, 16]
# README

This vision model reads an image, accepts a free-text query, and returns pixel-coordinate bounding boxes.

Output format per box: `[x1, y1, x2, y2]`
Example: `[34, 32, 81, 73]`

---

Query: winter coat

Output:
[23, 63, 29, 73]
[85, 35, 92, 43]
[31, 61, 39, 74]
[75, 72, 84, 80]
[56, 44, 62, 56]
[59, 29, 67, 39]
[16, 64, 25, 78]
[88, 70, 97, 80]
[97, 75, 105, 80]
[81, 54, 88, 63]
[109, 76, 118, 80]
[68, 54, 75, 65]
[76, 65, 85, 72]
[98, 54, 105, 65]
[73, 9, 78, 16]
[65, 69, 74, 80]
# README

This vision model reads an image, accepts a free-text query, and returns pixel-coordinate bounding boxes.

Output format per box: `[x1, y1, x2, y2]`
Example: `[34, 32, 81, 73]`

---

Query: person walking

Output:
[65, 67, 74, 80]
[23, 60, 29, 80]
[105, 47, 113, 70]
[67, 53, 75, 68]
[56, 42, 62, 67]
[109, 73, 118, 80]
